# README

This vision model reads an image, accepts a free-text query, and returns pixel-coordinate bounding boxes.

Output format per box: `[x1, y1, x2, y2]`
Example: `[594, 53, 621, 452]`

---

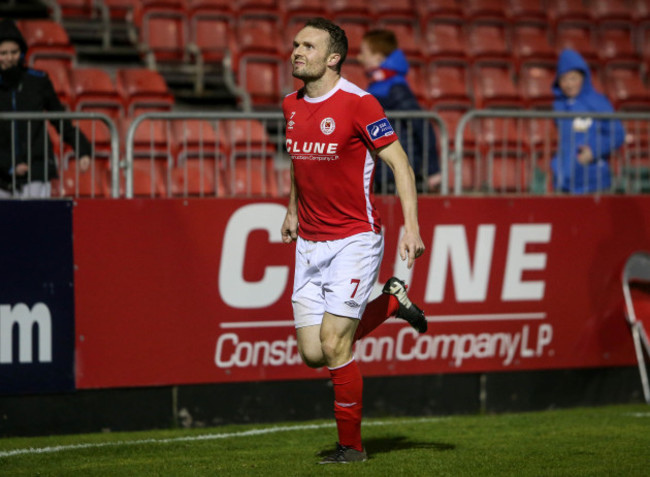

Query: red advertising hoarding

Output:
[73, 196, 647, 389]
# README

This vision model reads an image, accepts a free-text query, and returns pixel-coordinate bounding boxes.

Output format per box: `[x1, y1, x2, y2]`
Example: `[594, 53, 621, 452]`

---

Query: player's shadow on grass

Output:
[319, 436, 455, 456]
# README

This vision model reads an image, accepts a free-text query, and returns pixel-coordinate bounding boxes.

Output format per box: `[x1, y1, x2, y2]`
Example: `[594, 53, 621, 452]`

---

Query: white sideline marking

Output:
[624, 412, 650, 417]
[220, 313, 547, 329]
[0, 418, 444, 458]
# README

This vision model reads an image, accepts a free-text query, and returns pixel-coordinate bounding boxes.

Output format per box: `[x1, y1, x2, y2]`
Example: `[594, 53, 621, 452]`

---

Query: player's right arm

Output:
[281, 161, 298, 243]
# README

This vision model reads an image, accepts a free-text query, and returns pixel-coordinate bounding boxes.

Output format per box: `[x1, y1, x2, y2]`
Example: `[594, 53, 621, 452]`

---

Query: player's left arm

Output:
[376, 141, 425, 268]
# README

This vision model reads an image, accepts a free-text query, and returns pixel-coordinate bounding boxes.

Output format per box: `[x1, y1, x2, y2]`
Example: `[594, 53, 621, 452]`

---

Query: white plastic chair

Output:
[622, 251, 650, 403]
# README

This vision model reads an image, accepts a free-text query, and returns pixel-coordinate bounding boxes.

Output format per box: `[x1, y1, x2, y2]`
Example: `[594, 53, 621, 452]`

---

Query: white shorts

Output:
[292, 231, 384, 329]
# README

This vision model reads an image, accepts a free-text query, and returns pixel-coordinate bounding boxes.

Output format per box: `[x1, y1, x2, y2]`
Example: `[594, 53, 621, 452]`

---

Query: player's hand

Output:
[577, 145, 593, 165]
[281, 212, 298, 243]
[79, 155, 91, 172]
[15, 163, 29, 176]
[399, 229, 425, 269]
[427, 172, 442, 192]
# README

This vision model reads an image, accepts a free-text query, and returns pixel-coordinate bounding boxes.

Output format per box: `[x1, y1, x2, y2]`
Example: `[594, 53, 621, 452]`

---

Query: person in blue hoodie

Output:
[358, 29, 441, 194]
[551, 49, 625, 193]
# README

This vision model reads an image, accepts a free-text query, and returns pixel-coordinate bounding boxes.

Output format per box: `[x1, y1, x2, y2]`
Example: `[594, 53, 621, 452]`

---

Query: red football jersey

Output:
[283, 78, 397, 241]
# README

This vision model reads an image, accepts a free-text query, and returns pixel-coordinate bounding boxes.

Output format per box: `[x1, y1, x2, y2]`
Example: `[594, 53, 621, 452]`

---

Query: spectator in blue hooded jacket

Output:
[552, 49, 625, 193]
[358, 30, 441, 194]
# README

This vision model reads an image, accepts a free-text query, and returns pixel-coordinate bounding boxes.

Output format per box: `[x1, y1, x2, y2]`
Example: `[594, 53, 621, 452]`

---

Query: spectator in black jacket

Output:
[0, 18, 91, 198]
[358, 29, 441, 193]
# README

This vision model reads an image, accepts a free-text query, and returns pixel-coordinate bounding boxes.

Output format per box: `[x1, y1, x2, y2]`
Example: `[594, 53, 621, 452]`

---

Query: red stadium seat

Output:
[171, 157, 228, 197]
[477, 117, 529, 192]
[465, 24, 511, 67]
[630, 0, 650, 25]
[328, 0, 371, 17]
[407, 63, 429, 106]
[546, 0, 592, 27]
[473, 66, 522, 109]
[590, 0, 633, 29]
[506, 0, 546, 25]
[597, 27, 640, 69]
[511, 24, 555, 71]
[373, 0, 419, 36]
[189, 5, 237, 63]
[276, 167, 292, 196]
[438, 108, 475, 149]
[58, 116, 114, 198]
[18, 19, 76, 68]
[124, 115, 174, 198]
[489, 156, 529, 192]
[77, 117, 115, 153]
[554, 25, 598, 66]
[171, 119, 229, 197]
[186, 0, 234, 11]
[138, 5, 206, 93]
[171, 119, 230, 160]
[58, 157, 111, 198]
[229, 155, 279, 197]
[478, 117, 522, 151]
[139, 7, 188, 63]
[283, 0, 327, 29]
[525, 117, 557, 168]
[236, 15, 283, 56]
[115, 68, 174, 116]
[237, 0, 281, 19]
[70, 68, 123, 120]
[127, 118, 174, 152]
[425, 22, 468, 65]
[238, 54, 285, 108]
[170, 119, 230, 196]
[519, 65, 556, 109]
[606, 69, 650, 111]
[131, 159, 168, 197]
[226, 119, 274, 152]
[417, 0, 463, 26]
[428, 64, 472, 110]
[103, 0, 139, 20]
[54, 0, 102, 19]
[438, 108, 477, 191]
[463, 0, 509, 25]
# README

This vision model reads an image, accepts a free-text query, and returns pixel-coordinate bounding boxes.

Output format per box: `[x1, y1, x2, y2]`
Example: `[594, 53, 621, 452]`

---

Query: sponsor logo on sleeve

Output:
[366, 118, 394, 141]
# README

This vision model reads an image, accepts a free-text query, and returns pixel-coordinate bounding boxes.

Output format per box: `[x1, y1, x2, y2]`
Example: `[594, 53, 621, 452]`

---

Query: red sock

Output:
[353, 293, 399, 341]
[328, 358, 363, 451]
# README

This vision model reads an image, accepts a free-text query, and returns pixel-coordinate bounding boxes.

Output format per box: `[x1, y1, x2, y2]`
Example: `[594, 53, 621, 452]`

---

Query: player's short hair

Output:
[304, 17, 348, 73]
[362, 29, 398, 57]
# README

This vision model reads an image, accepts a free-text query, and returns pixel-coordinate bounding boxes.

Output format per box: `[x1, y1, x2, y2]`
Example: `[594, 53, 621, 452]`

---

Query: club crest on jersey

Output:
[366, 118, 394, 140]
[320, 117, 336, 135]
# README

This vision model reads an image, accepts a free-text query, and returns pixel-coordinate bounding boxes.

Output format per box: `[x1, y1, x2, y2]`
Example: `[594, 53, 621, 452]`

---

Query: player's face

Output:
[0, 40, 20, 70]
[291, 27, 332, 81]
[559, 70, 584, 99]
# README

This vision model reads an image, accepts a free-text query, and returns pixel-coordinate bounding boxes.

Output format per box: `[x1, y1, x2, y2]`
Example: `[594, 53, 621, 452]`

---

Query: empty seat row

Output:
[409, 62, 650, 111]
[52, 0, 650, 28]
[50, 117, 282, 198]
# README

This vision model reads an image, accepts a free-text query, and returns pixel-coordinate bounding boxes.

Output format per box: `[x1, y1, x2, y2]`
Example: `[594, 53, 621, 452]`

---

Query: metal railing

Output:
[453, 110, 649, 196]
[0, 112, 120, 198]
[124, 111, 450, 198]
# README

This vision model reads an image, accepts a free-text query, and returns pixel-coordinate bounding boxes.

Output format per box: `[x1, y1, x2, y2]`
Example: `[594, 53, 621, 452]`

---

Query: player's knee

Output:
[298, 345, 326, 368]
[320, 335, 348, 363]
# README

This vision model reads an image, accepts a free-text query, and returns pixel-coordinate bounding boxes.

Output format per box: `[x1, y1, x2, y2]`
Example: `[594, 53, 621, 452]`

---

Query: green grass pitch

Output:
[1, 403, 648, 476]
